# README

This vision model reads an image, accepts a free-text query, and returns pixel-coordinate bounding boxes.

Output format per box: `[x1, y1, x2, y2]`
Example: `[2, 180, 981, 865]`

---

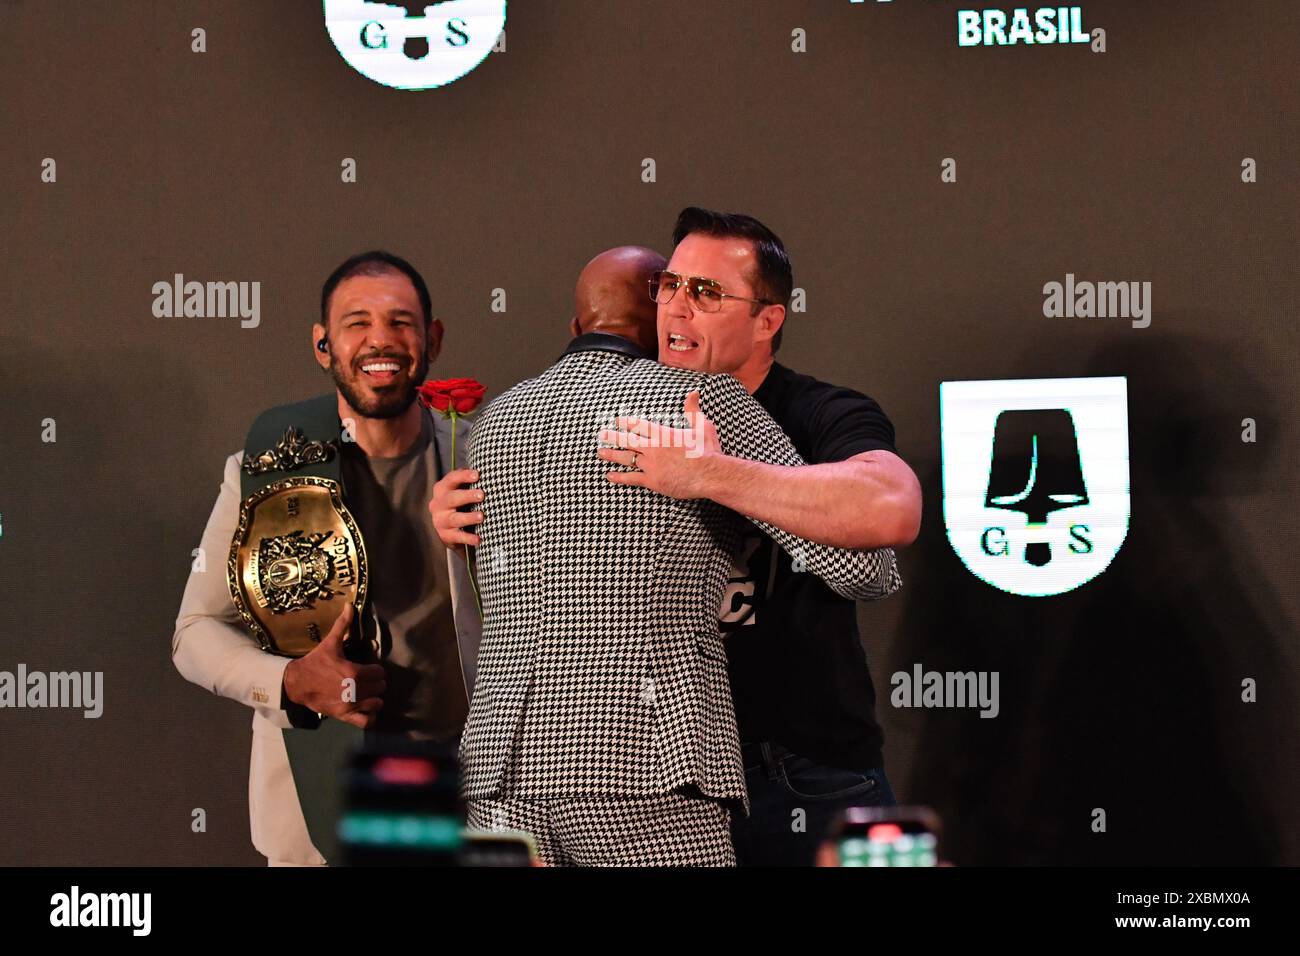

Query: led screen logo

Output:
[941, 377, 1129, 597]
[323, 1, 506, 90]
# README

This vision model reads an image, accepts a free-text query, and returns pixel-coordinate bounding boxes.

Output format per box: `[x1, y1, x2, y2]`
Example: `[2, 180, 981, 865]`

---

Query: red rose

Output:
[418, 377, 486, 415]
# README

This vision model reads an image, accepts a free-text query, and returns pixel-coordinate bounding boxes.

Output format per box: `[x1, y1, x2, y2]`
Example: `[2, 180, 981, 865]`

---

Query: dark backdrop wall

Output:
[1, 0, 1296, 865]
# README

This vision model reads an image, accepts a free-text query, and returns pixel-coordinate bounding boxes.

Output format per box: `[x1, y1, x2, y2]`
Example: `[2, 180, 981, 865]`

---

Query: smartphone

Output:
[826, 806, 942, 867]
[459, 829, 540, 867]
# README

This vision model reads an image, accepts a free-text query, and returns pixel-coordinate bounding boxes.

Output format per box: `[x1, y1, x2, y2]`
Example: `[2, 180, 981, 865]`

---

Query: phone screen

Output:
[340, 738, 464, 866]
[459, 830, 539, 867]
[833, 807, 941, 867]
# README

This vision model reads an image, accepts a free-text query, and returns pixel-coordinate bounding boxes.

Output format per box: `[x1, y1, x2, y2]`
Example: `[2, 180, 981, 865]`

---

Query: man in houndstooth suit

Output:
[446, 247, 900, 865]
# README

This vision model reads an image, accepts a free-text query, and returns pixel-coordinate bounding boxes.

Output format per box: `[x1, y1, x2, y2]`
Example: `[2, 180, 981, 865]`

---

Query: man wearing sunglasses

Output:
[627, 207, 922, 866]
[431, 245, 900, 865]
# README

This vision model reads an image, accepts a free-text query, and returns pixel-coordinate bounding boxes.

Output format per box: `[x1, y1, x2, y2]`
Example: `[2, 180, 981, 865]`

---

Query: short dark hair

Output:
[671, 206, 793, 352]
[320, 250, 432, 327]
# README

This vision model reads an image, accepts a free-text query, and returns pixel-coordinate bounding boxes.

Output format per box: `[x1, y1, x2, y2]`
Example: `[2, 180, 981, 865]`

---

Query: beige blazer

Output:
[172, 409, 481, 864]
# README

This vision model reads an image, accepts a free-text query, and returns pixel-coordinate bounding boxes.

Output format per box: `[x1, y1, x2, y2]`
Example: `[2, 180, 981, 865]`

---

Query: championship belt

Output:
[228, 395, 369, 658]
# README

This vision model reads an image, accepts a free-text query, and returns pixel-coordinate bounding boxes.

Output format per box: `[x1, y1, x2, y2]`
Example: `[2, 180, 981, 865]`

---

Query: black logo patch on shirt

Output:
[719, 529, 778, 635]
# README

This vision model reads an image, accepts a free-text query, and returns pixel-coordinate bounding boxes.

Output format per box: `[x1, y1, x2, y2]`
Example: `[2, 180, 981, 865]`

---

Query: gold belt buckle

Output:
[227, 476, 368, 657]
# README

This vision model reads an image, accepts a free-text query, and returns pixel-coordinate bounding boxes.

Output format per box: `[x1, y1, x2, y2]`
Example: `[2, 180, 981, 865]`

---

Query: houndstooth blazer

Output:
[459, 336, 902, 810]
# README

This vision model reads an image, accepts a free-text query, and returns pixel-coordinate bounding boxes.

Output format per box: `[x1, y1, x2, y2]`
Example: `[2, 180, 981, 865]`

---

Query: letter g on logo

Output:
[323, 0, 507, 90]
[360, 21, 388, 49]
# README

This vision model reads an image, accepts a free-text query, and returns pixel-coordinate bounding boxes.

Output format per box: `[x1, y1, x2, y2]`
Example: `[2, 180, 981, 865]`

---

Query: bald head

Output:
[572, 246, 666, 358]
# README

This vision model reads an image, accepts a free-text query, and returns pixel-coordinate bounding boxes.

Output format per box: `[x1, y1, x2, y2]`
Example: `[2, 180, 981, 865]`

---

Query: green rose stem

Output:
[447, 408, 483, 618]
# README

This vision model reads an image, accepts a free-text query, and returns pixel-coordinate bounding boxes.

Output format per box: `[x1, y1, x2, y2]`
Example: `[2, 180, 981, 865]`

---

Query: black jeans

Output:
[731, 748, 898, 866]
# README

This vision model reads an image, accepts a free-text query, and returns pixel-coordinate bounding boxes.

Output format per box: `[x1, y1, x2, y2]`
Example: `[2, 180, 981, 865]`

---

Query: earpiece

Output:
[317, 337, 329, 353]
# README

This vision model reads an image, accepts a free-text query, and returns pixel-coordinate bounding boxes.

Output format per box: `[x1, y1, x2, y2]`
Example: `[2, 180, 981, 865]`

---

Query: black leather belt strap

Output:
[240, 393, 342, 497]
[741, 741, 792, 779]
[239, 393, 360, 867]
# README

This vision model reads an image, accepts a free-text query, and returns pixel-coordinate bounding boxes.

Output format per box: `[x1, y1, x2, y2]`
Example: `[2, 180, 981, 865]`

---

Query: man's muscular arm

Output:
[601, 380, 902, 602]
[601, 376, 920, 550]
[688, 449, 920, 550]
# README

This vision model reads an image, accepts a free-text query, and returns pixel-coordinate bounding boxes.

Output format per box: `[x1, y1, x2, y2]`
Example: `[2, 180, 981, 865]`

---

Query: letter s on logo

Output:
[1068, 524, 1093, 554]
[446, 17, 470, 47]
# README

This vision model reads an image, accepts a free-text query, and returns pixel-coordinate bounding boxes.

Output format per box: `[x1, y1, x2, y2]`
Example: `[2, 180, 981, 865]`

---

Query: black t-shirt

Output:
[721, 362, 897, 770]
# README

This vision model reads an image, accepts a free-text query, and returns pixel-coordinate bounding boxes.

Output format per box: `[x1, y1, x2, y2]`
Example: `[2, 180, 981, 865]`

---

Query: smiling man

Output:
[173, 250, 481, 865]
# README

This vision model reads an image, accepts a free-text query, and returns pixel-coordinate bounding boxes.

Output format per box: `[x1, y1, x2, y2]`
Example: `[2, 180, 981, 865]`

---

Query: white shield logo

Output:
[323, 1, 506, 90]
[941, 377, 1129, 597]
